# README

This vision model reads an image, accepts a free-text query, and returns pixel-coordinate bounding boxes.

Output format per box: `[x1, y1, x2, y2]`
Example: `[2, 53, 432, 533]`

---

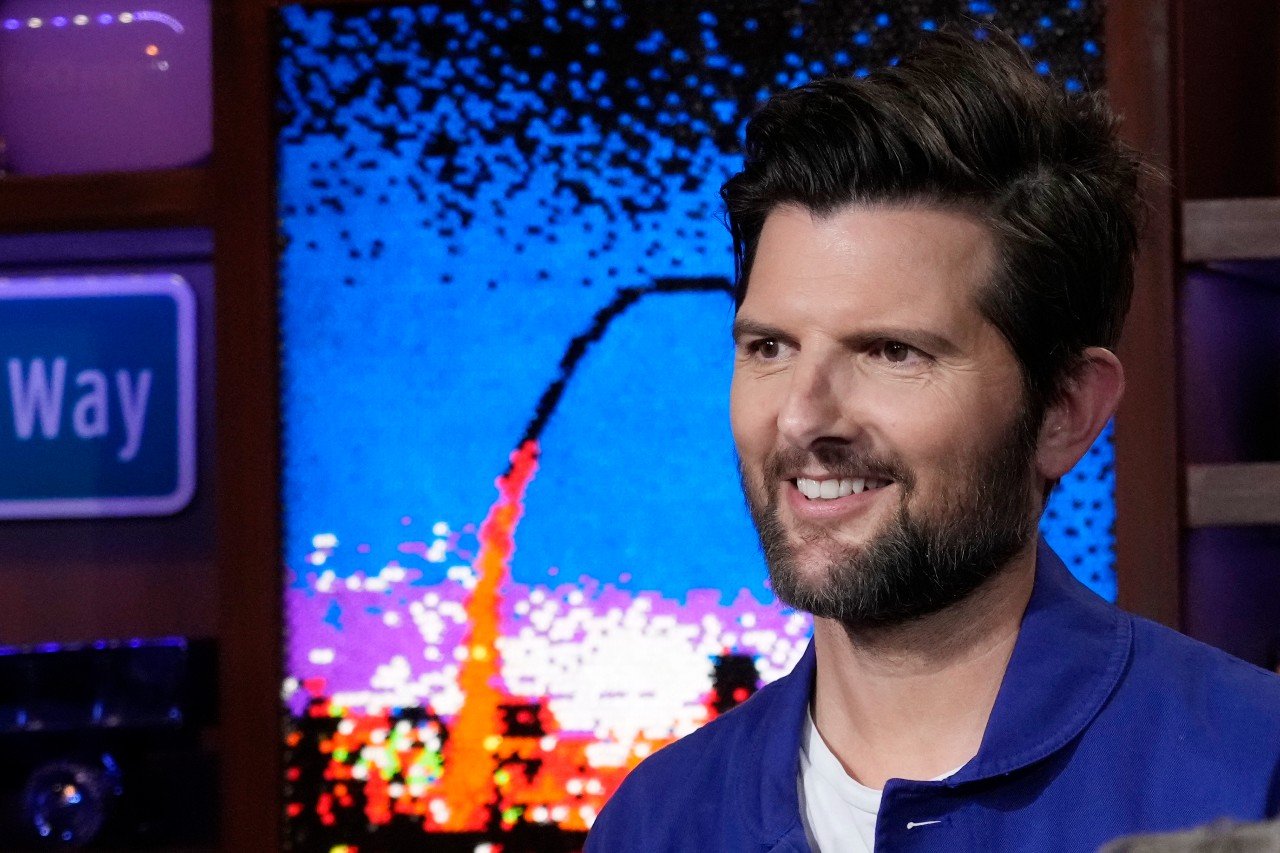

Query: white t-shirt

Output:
[798, 708, 881, 852]
[798, 708, 961, 852]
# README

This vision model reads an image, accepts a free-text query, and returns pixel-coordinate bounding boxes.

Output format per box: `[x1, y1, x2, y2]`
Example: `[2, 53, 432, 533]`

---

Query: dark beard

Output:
[742, 413, 1040, 630]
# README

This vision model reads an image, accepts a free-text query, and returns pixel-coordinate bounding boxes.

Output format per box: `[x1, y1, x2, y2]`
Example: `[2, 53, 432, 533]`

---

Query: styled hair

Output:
[722, 29, 1147, 418]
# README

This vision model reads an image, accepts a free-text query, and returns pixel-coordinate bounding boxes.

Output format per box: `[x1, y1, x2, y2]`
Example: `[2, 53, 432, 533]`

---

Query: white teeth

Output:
[796, 476, 891, 500]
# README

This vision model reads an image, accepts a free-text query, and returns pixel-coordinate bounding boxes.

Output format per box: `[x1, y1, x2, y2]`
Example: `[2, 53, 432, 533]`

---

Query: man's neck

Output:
[809, 541, 1038, 790]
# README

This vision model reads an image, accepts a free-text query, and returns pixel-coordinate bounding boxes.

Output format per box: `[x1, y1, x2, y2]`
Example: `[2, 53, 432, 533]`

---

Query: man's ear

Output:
[1035, 347, 1125, 481]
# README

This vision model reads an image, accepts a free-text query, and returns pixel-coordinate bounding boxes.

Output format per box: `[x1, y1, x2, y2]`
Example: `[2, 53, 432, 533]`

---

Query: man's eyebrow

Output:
[843, 327, 960, 356]
[731, 318, 788, 343]
[732, 318, 959, 355]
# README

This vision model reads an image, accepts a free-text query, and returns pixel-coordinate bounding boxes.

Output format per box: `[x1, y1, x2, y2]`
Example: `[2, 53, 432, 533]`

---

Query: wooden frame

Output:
[0, 168, 212, 234]
[211, 0, 283, 848]
[1183, 198, 1280, 261]
[1106, 0, 1183, 629]
[1186, 464, 1280, 527]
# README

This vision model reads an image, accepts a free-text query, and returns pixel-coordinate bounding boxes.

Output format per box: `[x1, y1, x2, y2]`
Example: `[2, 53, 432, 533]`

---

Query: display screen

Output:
[0, 0, 211, 175]
[277, 2, 1108, 848]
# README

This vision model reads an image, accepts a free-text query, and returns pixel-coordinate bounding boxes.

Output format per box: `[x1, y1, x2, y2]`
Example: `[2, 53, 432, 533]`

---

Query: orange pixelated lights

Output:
[438, 440, 539, 830]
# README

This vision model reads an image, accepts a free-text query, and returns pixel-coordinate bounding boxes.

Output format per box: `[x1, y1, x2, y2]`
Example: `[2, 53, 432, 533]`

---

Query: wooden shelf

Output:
[1186, 462, 1280, 527]
[0, 167, 213, 233]
[1183, 198, 1280, 262]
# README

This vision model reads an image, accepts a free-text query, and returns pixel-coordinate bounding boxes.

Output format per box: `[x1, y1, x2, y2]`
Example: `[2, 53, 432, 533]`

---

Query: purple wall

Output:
[1181, 262, 1280, 669]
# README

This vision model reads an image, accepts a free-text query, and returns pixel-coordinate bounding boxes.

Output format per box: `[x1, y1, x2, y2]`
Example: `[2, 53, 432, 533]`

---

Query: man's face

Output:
[730, 203, 1040, 628]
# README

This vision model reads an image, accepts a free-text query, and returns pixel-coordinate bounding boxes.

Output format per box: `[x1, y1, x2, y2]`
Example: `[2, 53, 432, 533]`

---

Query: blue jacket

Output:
[587, 542, 1280, 852]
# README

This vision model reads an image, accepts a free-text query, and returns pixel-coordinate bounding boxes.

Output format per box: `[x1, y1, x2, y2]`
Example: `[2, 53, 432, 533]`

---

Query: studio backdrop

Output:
[276, 2, 1110, 848]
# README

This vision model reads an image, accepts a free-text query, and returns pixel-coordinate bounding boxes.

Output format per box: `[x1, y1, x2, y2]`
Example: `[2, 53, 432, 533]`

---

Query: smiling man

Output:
[586, 31, 1280, 853]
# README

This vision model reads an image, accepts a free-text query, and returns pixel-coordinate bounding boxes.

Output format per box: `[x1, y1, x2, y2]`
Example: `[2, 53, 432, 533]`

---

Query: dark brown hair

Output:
[722, 29, 1147, 418]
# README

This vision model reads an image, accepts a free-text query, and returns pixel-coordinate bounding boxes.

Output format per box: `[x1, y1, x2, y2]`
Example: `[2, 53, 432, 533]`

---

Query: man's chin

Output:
[775, 516, 881, 561]
[765, 536, 873, 592]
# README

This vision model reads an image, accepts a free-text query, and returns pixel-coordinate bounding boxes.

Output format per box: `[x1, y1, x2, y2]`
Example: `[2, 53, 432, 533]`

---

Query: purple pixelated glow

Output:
[286, 529, 810, 743]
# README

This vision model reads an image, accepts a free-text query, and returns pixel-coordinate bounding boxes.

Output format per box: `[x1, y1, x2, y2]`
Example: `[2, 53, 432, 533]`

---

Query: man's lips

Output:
[783, 476, 895, 520]
[793, 475, 893, 500]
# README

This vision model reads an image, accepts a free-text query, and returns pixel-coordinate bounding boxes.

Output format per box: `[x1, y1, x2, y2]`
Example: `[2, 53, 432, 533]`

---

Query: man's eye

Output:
[875, 340, 924, 365]
[751, 338, 782, 359]
[884, 341, 911, 363]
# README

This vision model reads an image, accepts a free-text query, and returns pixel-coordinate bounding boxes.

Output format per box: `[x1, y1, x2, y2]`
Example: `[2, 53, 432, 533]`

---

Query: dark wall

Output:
[1179, 0, 1280, 199]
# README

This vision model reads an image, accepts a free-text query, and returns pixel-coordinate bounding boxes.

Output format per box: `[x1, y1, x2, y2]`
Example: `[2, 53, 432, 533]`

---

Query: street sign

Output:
[0, 274, 196, 518]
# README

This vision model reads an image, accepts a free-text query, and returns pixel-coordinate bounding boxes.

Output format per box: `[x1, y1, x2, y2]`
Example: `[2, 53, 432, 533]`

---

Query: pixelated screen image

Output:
[277, 2, 1109, 848]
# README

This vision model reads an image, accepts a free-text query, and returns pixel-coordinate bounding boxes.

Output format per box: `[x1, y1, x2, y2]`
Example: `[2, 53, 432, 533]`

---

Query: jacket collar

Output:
[736, 620, 816, 847]
[740, 538, 1133, 844]
[953, 538, 1132, 782]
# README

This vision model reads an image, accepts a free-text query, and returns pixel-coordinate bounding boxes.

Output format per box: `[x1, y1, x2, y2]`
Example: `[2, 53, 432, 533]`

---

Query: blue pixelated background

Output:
[277, 2, 1113, 844]
[278, 0, 1113, 606]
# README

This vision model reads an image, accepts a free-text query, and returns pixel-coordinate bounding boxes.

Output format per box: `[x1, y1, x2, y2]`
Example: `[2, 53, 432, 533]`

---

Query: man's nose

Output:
[776, 355, 854, 450]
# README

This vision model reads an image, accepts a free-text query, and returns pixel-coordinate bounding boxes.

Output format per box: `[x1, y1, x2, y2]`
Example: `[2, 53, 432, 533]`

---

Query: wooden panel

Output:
[0, 168, 213, 233]
[0, 556, 217, 645]
[1178, 0, 1279, 199]
[1183, 198, 1280, 261]
[211, 0, 282, 849]
[1107, 0, 1183, 628]
[1186, 463, 1280, 527]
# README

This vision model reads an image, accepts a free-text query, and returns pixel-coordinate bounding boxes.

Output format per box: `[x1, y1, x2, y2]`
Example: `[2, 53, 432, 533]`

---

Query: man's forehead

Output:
[742, 202, 998, 329]
[755, 201, 996, 265]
